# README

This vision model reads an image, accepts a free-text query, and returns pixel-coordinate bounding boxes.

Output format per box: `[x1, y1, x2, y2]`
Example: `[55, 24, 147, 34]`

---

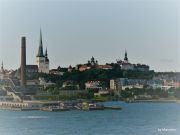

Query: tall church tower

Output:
[36, 29, 49, 73]
[124, 49, 128, 62]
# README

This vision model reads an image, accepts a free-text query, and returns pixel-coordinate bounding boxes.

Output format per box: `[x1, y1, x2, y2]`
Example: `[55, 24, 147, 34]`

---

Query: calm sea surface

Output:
[0, 102, 179, 135]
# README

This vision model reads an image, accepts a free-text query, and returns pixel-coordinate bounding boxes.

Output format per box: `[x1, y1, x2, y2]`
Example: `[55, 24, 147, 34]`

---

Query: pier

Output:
[0, 100, 122, 112]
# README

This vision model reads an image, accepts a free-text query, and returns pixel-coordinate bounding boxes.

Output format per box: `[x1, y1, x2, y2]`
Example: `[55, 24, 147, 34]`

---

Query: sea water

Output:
[0, 102, 179, 135]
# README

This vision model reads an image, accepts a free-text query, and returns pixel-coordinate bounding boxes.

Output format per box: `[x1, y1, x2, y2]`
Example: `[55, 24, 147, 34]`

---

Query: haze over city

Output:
[0, 0, 180, 72]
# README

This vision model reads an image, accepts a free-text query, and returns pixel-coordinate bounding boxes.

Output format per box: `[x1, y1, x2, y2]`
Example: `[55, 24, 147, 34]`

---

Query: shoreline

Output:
[125, 98, 180, 103]
[130, 100, 180, 103]
[0, 99, 179, 112]
[0, 100, 122, 111]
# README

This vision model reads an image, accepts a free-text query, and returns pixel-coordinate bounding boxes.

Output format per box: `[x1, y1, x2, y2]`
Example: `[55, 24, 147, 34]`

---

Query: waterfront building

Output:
[147, 78, 180, 90]
[147, 79, 164, 89]
[36, 29, 49, 73]
[110, 80, 116, 90]
[110, 79, 122, 96]
[110, 78, 146, 90]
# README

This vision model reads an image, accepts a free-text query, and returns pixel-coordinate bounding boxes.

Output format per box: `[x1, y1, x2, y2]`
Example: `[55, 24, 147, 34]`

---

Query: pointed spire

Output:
[1, 61, 4, 74]
[44, 47, 49, 62]
[1, 61, 3, 70]
[45, 47, 48, 57]
[124, 49, 128, 62]
[37, 28, 44, 57]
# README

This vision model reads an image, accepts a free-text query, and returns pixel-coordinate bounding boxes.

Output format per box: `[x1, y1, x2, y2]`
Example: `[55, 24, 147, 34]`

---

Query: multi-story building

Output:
[110, 79, 122, 96]
[110, 78, 146, 90]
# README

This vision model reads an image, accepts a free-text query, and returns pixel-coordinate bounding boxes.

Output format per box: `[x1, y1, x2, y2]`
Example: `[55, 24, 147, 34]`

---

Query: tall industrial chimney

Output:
[21, 37, 26, 87]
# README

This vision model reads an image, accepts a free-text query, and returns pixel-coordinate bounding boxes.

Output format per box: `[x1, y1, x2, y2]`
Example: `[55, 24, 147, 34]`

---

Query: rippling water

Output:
[0, 102, 179, 135]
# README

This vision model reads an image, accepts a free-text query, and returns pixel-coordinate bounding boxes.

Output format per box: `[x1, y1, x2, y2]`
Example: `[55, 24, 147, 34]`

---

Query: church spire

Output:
[45, 47, 48, 57]
[124, 49, 128, 62]
[37, 29, 44, 57]
[1, 61, 4, 74]
[1, 61, 3, 71]
[44, 47, 49, 62]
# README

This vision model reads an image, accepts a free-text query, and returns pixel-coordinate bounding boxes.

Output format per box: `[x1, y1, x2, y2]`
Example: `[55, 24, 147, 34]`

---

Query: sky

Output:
[0, 0, 180, 72]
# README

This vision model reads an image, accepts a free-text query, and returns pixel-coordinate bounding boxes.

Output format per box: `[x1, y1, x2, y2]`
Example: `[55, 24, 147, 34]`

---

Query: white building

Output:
[110, 80, 116, 90]
[121, 62, 134, 70]
[36, 30, 49, 74]
[109, 79, 122, 96]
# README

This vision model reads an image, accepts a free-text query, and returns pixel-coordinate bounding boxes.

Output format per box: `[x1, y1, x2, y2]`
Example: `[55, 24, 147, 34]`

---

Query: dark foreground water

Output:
[0, 102, 179, 135]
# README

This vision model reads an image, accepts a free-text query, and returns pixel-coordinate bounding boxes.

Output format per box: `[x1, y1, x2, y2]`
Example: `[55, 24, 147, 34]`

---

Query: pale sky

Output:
[0, 0, 180, 72]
